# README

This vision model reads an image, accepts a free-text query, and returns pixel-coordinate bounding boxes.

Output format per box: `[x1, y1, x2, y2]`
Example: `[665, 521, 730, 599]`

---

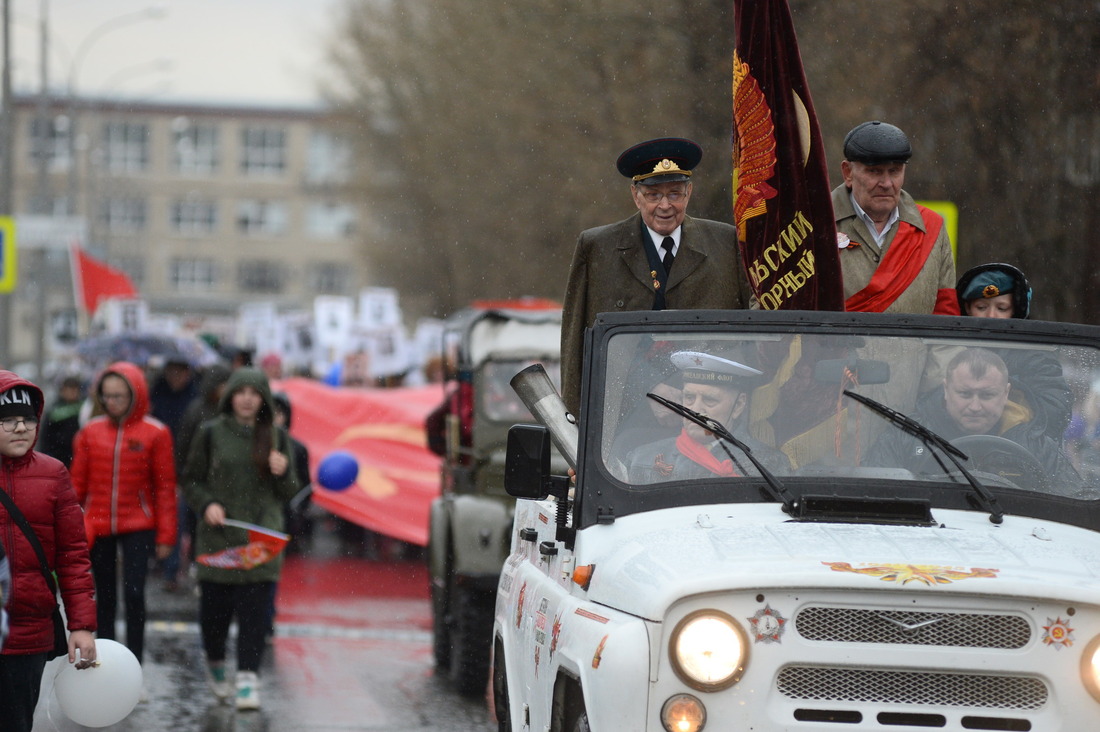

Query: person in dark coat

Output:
[163, 363, 232, 591]
[869, 348, 1078, 489]
[956, 263, 1071, 441]
[561, 138, 752, 413]
[38, 375, 85, 468]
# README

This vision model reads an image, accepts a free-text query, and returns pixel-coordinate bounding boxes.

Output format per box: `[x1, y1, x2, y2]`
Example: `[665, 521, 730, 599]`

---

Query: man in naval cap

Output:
[561, 138, 752, 414]
[833, 120, 958, 315]
[623, 348, 789, 484]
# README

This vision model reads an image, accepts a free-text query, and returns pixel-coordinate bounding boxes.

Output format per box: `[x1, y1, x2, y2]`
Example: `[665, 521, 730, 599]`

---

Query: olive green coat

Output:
[182, 368, 301, 584]
[561, 212, 752, 413]
[833, 185, 956, 314]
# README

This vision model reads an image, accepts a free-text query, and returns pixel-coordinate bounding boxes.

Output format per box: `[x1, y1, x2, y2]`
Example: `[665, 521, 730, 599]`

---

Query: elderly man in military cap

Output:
[834, 121, 958, 315]
[622, 349, 789, 484]
[561, 138, 752, 414]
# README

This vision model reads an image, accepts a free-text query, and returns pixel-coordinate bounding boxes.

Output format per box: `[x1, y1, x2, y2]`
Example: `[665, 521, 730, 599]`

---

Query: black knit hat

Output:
[0, 387, 38, 419]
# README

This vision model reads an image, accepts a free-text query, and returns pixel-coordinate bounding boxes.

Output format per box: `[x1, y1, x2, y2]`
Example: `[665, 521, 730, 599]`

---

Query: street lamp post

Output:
[65, 3, 169, 214]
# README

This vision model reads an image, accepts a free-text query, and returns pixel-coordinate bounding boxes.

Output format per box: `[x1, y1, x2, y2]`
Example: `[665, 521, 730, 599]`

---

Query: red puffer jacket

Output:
[0, 371, 96, 655]
[71, 362, 177, 548]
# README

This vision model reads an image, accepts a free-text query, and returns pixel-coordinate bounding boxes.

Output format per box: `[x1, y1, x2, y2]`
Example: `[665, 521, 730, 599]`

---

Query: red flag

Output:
[733, 0, 844, 311]
[70, 245, 139, 313]
[196, 519, 290, 570]
[276, 378, 444, 546]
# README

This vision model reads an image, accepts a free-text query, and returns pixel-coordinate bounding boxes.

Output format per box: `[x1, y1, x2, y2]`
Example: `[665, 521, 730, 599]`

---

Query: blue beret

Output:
[960, 270, 1015, 302]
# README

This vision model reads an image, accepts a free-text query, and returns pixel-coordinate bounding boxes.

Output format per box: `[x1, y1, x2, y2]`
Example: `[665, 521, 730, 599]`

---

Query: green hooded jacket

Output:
[182, 368, 301, 584]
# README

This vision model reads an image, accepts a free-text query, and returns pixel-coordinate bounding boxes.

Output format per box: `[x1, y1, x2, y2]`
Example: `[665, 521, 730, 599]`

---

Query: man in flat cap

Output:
[833, 121, 958, 315]
[561, 138, 751, 413]
[622, 349, 788, 483]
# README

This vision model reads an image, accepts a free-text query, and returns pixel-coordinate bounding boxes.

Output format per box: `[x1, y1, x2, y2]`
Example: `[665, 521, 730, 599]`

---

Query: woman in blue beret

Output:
[956, 263, 1072, 447]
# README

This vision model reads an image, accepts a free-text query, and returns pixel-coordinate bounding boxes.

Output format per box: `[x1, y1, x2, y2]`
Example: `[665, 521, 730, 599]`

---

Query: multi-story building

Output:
[5, 93, 367, 367]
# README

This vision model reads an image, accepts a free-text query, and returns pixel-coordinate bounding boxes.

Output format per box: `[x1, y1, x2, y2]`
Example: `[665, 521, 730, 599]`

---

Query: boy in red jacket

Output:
[0, 372, 97, 731]
[71, 362, 176, 665]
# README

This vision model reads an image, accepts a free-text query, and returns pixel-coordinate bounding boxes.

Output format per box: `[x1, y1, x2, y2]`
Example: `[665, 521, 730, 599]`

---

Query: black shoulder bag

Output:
[0, 488, 70, 659]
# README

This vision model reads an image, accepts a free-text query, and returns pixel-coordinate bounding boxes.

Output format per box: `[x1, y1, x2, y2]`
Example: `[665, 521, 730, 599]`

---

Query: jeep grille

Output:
[795, 606, 1030, 649]
[777, 666, 1048, 710]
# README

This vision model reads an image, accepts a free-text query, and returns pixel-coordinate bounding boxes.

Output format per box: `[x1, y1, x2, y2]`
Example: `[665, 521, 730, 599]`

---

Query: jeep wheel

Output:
[431, 581, 451, 671]
[449, 585, 495, 696]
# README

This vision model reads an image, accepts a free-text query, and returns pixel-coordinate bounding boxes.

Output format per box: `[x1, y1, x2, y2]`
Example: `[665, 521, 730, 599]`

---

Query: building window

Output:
[170, 257, 217, 292]
[171, 199, 218, 235]
[238, 260, 285, 293]
[306, 130, 351, 185]
[173, 120, 219, 175]
[240, 127, 286, 176]
[103, 122, 150, 173]
[237, 199, 287, 236]
[311, 262, 351, 294]
[28, 116, 72, 172]
[100, 197, 147, 234]
[305, 202, 356, 240]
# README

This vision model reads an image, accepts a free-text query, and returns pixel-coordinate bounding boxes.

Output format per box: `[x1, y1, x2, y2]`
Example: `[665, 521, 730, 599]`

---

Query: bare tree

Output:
[325, 0, 1100, 323]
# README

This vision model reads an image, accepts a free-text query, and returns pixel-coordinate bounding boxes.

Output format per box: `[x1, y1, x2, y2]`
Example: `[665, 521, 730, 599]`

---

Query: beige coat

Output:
[560, 212, 751, 413]
[833, 184, 956, 314]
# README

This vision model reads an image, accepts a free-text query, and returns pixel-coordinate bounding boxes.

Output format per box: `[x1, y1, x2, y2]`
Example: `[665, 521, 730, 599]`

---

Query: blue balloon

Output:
[317, 451, 359, 491]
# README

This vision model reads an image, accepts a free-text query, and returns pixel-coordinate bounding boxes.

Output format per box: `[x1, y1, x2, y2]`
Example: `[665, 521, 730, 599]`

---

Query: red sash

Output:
[845, 206, 948, 313]
[675, 429, 738, 476]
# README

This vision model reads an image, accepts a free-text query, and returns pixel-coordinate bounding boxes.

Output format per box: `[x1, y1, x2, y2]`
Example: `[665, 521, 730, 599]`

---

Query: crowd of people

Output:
[0, 348, 317, 725]
[0, 122, 1093, 729]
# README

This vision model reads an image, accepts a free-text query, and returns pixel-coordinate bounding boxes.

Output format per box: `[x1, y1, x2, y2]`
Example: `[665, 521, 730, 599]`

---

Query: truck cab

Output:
[494, 309, 1100, 731]
[427, 302, 562, 694]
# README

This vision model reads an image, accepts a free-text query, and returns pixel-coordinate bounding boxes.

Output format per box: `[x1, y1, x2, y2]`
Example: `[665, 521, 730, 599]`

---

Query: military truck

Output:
[494, 309, 1100, 731]
[427, 302, 562, 695]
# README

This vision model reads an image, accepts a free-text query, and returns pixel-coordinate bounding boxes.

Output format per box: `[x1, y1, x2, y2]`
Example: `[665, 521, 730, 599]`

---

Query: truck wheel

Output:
[431, 582, 452, 671]
[449, 585, 495, 696]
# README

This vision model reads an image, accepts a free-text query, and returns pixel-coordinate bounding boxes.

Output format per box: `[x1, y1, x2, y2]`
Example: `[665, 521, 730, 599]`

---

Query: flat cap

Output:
[617, 138, 702, 185]
[671, 351, 761, 385]
[843, 121, 912, 165]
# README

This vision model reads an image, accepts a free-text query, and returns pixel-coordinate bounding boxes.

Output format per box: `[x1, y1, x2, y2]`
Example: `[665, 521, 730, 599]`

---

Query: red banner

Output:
[276, 378, 444, 546]
[69, 245, 139, 313]
[733, 0, 844, 311]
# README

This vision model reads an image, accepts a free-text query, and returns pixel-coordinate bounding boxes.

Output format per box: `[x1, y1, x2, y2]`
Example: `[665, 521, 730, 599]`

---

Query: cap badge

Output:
[982, 284, 1000, 298]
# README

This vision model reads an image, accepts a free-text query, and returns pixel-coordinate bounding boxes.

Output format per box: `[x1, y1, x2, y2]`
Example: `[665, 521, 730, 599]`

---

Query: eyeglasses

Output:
[639, 189, 687, 204]
[100, 393, 130, 403]
[0, 417, 38, 432]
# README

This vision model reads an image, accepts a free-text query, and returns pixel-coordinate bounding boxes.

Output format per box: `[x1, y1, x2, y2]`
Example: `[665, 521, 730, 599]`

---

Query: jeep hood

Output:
[583, 505, 1100, 621]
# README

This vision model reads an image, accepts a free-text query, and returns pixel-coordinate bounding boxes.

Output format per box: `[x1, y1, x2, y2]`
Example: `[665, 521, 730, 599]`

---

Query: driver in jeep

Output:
[623, 350, 790, 484]
[870, 347, 1078, 485]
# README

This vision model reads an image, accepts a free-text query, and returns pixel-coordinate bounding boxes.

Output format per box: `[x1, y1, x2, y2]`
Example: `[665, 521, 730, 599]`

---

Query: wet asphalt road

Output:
[33, 527, 495, 732]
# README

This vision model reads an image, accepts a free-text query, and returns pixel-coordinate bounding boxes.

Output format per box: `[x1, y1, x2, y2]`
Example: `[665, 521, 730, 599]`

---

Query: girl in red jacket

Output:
[71, 362, 177, 665]
[0, 371, 97, 731]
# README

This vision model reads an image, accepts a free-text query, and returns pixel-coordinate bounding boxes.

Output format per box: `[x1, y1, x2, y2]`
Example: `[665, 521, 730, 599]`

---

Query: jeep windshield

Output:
[575, 311, 1100, 532]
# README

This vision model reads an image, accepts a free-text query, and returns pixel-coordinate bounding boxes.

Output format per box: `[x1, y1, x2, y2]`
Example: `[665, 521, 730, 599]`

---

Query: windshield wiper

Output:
[647, 392, 799, 516]
[842, 390, 1004, 524]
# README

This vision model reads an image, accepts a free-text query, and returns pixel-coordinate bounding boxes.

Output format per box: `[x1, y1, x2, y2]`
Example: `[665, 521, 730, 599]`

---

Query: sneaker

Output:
[206, 662, 232, 702]
[235, 671, 261, 711]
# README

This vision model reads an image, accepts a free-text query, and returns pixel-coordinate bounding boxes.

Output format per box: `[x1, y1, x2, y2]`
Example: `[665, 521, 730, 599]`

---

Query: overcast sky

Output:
[10, 0, 344, 106]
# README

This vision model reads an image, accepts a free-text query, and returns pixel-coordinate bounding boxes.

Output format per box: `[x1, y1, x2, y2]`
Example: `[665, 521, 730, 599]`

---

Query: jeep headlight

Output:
[669, 610, 747, 691]
[1082, 635, 1100, 702]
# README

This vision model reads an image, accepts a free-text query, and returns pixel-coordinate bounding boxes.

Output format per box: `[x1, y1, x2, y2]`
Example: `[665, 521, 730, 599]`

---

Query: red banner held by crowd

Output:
[277, 378, 444, 547]
[733, 0, 844, 311]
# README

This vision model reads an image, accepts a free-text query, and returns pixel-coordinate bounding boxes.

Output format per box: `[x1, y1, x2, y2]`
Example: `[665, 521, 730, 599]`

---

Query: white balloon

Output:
[54, 639, 143, 727]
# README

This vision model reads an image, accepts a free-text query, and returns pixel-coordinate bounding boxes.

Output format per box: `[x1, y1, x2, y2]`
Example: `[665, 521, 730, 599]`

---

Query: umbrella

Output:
[75, 333, 224, 372]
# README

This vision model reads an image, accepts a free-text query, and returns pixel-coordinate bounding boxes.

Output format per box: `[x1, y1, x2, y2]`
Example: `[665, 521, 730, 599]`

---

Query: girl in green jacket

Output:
[183, 368, 300, 711]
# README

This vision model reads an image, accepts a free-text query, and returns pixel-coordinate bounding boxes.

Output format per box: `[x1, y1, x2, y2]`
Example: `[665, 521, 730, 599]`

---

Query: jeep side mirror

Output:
[505, 424, 552, 499]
